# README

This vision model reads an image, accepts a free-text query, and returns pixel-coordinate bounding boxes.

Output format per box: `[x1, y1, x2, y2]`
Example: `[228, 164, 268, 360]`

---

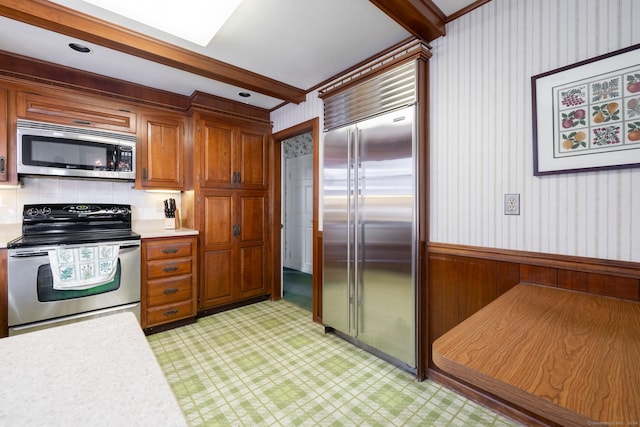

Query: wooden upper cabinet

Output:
[137, 112, 184, 189]
[16, 91, 136, 133]
[199, 117, 268, 189]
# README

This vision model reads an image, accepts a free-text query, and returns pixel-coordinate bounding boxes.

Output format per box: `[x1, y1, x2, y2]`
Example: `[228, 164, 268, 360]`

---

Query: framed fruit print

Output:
[532, 43, 640, 175]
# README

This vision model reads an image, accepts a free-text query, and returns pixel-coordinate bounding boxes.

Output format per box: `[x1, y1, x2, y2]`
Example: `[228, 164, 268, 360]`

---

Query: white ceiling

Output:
[0, 0, 477, 110]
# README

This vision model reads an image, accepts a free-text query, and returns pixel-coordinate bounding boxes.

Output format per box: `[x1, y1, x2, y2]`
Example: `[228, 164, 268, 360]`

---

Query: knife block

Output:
[164, 208, 180, 230]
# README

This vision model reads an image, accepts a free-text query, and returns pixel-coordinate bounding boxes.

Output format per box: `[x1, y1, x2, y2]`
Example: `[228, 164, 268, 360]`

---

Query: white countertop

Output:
[0, 312, 188, 427]
[0, 223, 21, 248]
[0, 222, 198, 248]
[133, 220, 199, 239]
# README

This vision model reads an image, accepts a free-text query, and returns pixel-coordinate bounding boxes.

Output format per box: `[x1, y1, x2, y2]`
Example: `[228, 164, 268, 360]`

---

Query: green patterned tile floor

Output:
[147, 300, 518, 426]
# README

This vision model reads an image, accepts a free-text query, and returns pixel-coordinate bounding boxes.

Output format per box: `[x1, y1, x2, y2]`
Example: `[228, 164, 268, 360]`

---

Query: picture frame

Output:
[531, 43, 640, 176]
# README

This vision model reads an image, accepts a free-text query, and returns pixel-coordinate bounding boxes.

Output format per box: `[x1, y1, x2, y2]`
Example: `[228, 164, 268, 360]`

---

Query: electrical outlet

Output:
[504, 194, 520, 215]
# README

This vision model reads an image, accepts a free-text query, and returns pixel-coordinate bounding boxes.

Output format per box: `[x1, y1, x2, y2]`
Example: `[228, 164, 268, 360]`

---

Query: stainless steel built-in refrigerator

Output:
[323, 103, 417, 370]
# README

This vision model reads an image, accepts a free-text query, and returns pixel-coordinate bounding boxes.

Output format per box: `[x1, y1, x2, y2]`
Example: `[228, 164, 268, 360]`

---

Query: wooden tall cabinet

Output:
[0, 87, 8, 182]
[199, 190, 268, 308]
[193, 112, 272, 312]
[0, 249, 7, 338]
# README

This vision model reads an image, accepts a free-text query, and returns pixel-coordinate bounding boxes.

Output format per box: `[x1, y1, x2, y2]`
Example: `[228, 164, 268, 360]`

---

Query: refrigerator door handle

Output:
[353, 128, 361, 337]
[347, 129, 355, 334]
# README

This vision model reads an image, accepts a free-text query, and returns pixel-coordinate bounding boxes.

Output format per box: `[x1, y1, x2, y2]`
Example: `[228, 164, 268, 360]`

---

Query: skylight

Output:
[82, 0, 242, 46]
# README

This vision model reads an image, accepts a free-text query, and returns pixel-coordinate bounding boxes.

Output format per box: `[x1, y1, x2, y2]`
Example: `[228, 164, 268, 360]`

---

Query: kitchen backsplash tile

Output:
[0, 177, 180, 224]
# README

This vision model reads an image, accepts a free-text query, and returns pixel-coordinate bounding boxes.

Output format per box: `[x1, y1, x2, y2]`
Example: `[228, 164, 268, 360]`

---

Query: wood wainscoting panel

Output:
[458, 256, 496, 320]
[588, 274, 640, 301]
[428, 252, 499, 352]
[496, 261, 519, 296]
[520, 264, 557, 287]
[428, 253, 457, 345]
[557, 269, 588, 292]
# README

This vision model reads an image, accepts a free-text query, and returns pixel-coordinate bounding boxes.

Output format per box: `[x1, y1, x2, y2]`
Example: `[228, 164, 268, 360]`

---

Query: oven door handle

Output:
[9, 251, 49, 258]
[10, 242, 140, 258]
[119, 243, 141, 251]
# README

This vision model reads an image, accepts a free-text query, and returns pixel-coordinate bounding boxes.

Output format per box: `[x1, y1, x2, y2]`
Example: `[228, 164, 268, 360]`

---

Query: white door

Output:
[284, 154, 313, 273]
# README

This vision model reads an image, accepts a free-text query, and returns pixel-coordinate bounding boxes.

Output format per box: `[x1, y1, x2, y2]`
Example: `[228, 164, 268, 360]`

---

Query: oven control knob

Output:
[26, 208, 39, 216]
[41, 207, 52, 215]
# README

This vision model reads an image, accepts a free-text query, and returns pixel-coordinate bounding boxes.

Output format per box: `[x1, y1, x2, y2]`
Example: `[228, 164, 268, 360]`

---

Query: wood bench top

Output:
[432, 283, 640, 426]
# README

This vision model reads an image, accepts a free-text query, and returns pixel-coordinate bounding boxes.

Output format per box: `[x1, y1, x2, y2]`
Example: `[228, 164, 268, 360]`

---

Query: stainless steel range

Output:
[7, 203, 141, 335]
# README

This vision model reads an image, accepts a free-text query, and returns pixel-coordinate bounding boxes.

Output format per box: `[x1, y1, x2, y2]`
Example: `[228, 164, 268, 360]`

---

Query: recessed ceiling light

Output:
[239, 92, 251, 98]
[69, 43, 92, 53]
[81, 0, 242, 46]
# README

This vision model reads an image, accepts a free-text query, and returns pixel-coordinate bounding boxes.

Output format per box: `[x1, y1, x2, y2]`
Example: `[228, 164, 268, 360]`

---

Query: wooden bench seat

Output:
[432, 283, 640, 426]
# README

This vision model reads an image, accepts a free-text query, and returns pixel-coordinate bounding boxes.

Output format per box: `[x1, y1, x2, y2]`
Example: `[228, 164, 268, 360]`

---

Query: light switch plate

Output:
[504, 194, 520, 215]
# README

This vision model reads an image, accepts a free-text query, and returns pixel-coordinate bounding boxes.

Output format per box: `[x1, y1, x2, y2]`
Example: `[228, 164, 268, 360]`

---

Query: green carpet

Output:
[282, 268, 312, 311]
[147, 300, 517, 426]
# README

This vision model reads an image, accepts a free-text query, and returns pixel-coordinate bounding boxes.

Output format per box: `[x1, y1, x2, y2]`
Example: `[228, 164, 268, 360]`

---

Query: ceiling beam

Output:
[370, 0, 446, 42]
[0, 0, 307, 104]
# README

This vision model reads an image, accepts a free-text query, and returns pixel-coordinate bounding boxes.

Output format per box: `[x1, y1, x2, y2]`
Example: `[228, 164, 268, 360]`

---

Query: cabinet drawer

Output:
[146, 240, 193, 260]
[146, 300, 194, 326]
[147, 276, 193, 307]
[146, 258, 192, 279]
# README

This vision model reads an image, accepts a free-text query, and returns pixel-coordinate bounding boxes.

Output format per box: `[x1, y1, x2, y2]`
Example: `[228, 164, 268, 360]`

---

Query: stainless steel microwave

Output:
[17, 119, 136, 180]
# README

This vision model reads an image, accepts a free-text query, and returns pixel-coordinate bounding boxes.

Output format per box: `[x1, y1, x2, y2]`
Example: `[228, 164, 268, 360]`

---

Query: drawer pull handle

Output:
[163, 266, 179, 272]
[162, 248, 179, 254]
[163, 309, 179, 316]
[73, 119, 92, 126]
[163, 288, 179, 294]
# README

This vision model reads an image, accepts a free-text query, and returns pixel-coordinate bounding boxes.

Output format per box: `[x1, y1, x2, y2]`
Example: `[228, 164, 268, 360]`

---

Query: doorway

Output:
[282, 141, 313, 310]
[272, 118, 321, 322]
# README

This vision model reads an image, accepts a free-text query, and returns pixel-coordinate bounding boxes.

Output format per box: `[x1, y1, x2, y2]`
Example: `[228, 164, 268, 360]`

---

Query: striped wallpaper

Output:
[272, 91, 323, 134]
[270, 0, 640, 263]
[429, 0, 640, 262]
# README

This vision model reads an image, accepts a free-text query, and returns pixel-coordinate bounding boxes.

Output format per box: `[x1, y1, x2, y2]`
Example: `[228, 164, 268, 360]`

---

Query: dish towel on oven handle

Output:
[48, 245, 120, 290]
